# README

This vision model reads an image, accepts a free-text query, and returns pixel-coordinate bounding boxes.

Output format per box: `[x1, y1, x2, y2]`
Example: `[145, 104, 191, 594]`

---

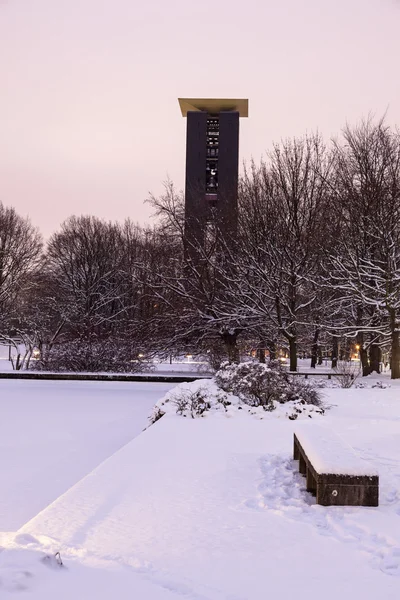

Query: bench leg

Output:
[293, 437, 300, 461]
[299, 453, 306, 475]
[306, 468, 317, 495]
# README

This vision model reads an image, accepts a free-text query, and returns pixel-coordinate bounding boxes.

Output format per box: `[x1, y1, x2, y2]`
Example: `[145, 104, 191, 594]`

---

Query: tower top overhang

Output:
[178, 98, 248, 117]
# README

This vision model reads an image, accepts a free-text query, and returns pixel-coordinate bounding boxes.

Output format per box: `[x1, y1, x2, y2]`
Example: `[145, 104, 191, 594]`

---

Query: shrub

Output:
[287, 377, 322, 406]
[371, 380, 389, 389]
[170, 387, 212, 419]
[215, 361, 321, 410]
[333, 361, 361, 388]
[148, 382, 232, 425]
[34, 338, 149, 373]
[151, 406, 165, 423]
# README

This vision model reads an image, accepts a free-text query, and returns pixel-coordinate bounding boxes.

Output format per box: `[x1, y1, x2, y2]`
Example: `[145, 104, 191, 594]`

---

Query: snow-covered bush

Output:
[148, 381, 229, 424]
[354, 381, 367, 389]
[148, 360, 324, 426]
[354, 379, 390, 389]
[215, 361, 321, 410]
[148, 377, 324, 426]
[287, 376, 323, 406]
[171, 387, 212, 418]
[311, 378, 341, 389]
[34, 339, 150, 373]
[371, 380, 390, 389]
[151, 406, 166, 424]
[285, 398, 325, 420]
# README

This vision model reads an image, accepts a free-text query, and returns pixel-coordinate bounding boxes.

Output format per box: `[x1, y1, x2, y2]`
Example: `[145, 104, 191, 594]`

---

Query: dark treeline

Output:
[2, 118, 400, 377]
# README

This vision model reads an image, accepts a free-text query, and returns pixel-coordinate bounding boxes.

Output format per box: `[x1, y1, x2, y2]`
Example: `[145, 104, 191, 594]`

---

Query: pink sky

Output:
[1, 0, 400, 238]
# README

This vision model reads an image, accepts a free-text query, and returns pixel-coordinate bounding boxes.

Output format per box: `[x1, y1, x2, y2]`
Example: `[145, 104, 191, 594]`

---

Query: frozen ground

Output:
[1, 380, 400, 598]
[0, 379, 175, 529]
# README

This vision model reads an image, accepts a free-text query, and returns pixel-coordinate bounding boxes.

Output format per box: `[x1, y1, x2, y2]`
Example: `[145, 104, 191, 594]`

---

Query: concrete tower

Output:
[178, 98, 248, 258]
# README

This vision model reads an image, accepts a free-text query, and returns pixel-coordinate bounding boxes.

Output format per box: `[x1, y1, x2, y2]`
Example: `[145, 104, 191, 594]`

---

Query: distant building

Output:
[178, 98, 248, 258]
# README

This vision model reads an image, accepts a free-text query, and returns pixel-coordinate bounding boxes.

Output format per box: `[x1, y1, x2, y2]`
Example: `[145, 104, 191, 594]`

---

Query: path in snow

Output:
[246, 450, 400, 577]
[0, 380, 175, 530]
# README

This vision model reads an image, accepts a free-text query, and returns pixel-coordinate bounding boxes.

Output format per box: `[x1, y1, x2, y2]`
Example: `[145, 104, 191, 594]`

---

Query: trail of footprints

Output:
[246, 454, 400, 576]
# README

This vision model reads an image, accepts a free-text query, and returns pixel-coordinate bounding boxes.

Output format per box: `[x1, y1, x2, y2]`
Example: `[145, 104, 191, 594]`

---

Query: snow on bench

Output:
[293, 426, 379, 506]
[294, 426, 378, 477]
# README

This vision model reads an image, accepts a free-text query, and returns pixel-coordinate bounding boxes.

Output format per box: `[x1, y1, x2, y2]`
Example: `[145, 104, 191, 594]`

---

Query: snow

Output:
[0, 546, 180, 598]
[294, 424, 378, 476]
[1, 381, 400, 598]
[0, 379, 175, 530]
[152, 358, 212, 376]
[0, 344, 13, 372]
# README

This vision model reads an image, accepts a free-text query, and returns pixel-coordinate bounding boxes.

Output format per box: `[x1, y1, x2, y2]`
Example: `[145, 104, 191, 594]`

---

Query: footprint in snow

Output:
[0, 568, 33, 592]
[247, 453, 400, 577]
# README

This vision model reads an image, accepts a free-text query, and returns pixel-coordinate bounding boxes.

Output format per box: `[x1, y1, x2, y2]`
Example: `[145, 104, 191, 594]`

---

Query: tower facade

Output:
[178, 98, 248, 256]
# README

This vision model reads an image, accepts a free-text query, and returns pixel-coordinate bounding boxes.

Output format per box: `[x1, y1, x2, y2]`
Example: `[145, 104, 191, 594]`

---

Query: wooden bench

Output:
[293, 427, 379, 506]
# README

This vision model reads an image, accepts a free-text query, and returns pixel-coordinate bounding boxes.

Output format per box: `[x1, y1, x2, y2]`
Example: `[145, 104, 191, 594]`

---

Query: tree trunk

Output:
[258, 349, 266, 363]
[359, 348, 369, 376]
[221, 331, 239, 364]
[369, 344, 381, 374]
[289, 338, 297, 372]
[310, 328, 320, 369]
[390, 309, 400, 379]
[267, 340, 276, 361]
[344, 338, 351, 362]
[15, 353, 22, 370]
[356, 332, 370, 376]
[317, 347, 323, 365]
[331, 337, 338, 369]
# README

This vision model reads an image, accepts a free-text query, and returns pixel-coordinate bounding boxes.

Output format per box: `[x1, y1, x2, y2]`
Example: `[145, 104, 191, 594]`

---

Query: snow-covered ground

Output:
[1, 380, 400, 598]
[0, 380, 175, 530]
[0, 344, 13, 372]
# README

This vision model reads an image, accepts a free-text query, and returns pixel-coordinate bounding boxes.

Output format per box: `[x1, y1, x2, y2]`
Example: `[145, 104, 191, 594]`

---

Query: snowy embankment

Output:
[0, 380, 175, 530]
[1, 382, 400, 598]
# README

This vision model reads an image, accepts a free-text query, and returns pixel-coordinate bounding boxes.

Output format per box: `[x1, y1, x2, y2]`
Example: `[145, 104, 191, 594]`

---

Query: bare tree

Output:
[146, 182, 246, 364]
[231, 134, 334, 371]
[38, 216, 137, 370]
[328, 118, 400, 378]
[0, 202, 42, 327]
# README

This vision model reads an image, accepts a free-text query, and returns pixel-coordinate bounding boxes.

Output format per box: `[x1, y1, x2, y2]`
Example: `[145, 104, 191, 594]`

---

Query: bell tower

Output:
[178, 98, 248, 256]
